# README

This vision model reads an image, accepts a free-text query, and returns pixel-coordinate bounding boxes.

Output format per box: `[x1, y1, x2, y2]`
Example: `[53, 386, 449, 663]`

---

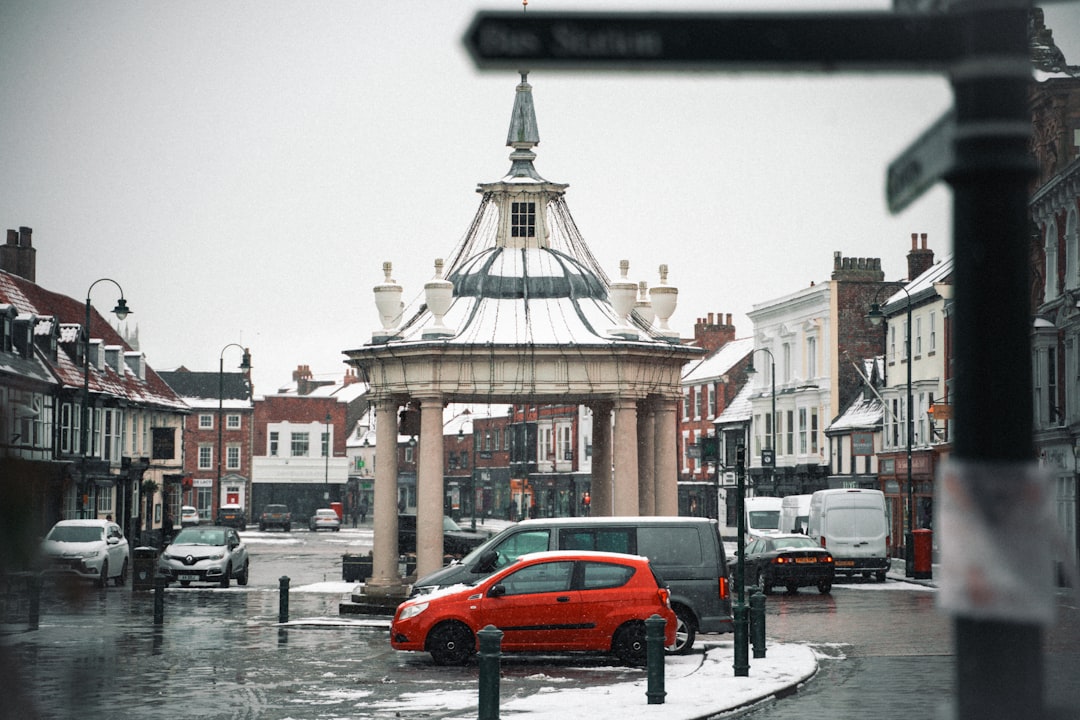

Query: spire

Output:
[505, 71, 543, 181]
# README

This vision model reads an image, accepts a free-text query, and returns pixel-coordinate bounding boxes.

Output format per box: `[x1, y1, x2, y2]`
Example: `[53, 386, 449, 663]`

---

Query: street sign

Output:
[464, 11, 957, 72]
[885, 108, 956, 214]
[761, 448, 775, 467]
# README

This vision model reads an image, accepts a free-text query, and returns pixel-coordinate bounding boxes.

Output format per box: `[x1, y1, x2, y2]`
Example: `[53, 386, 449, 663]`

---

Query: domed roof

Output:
[450, 246, 606, 301]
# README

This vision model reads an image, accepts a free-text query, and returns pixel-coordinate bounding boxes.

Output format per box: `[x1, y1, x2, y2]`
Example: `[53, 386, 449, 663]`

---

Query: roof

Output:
[883, 254, 953, 313]
[714, 382, 754, 425]
[682, 337, 753, 384]
[158, 369, 252, 403]
[827, 395, 884, 433]
[0, 269, 186, 410]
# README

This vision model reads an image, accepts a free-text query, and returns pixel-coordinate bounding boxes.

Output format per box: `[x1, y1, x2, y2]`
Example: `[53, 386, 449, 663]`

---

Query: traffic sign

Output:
[885, 108, 956, 214]
[464, 11, 958, 72]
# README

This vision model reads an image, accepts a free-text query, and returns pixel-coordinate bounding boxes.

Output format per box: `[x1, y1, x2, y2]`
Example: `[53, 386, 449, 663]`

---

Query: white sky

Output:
[2, 1, 1078, 395]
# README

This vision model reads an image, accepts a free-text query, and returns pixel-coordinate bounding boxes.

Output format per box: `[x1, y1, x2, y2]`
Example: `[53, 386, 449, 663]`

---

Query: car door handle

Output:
[556, 596, 571, 603]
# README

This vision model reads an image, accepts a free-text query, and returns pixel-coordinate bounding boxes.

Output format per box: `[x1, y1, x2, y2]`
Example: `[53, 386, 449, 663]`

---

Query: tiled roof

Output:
[682, 337, 753, 384]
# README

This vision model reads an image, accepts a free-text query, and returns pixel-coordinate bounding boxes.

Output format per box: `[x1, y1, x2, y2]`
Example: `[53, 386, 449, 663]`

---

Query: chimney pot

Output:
[912, 232, 918, 250]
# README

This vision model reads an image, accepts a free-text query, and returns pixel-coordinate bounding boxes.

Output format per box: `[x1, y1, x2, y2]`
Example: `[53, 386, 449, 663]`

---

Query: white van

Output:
[807, 488, 890, 581]
[779, 494, 812, 534]
[744, 496, 782, 540]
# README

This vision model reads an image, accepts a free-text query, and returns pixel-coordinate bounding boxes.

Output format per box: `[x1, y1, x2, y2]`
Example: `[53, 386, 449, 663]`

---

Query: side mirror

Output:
[488, 584, 506, 598]
[474, 549, 499, 573]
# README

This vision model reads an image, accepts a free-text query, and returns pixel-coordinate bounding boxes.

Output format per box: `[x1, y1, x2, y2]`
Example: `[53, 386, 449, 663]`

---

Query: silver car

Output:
[41, 519, 130, 588]
[158, 525, 249, 587]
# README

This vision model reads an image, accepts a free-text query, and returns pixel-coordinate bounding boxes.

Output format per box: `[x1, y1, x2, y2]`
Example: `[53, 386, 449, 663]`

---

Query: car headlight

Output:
[208, 551, 225, 560]
[398, 602, 429, 620]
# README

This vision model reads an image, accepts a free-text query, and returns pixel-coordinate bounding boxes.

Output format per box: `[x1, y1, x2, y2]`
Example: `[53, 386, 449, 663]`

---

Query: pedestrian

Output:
[359, 499, 368, 524]
[351, 508, 358, 529]
[162, 510, 174, 545]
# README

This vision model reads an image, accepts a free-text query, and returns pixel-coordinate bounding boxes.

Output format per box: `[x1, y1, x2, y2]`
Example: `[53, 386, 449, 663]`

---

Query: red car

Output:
[390, 551, 676, 666]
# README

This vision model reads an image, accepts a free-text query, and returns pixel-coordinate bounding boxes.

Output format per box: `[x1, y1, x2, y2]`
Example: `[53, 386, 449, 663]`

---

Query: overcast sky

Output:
[2, 1, 1078, 396]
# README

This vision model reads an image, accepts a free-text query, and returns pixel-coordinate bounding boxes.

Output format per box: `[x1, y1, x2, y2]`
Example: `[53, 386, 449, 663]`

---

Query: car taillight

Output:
[657, 587, 671, 608]
[820, 537, 827, 548]
[825, 555, 834, 563]
[718, 575, 729, 600]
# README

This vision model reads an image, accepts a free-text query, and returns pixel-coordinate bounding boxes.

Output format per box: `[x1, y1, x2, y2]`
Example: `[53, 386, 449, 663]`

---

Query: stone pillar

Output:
[590, 402, 612, 516]
[612, 397, 640, 516]
[366, 398, 403, 597]
[416, 396, 445, 579]
[654, 397, 679, 517]
[637, 399, 656, 516]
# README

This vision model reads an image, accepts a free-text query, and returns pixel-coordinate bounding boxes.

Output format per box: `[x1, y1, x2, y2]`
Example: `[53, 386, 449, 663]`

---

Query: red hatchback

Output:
[391, 551, 676, 666]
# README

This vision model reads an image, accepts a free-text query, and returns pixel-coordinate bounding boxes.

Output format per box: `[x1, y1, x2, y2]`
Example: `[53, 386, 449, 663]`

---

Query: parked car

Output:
[40, 519, 130, 588]
[736, 533, 835, 595]
[398, 514, 489, 557]
[259, 504, 292, 532]
[158, 525, 249, 588]
[180, 505, 200, 528]
[308, 508, 341, 532]
[391, 551, 676, 666]
[216, 504, 246, 529]
[410, 516, 732, 654]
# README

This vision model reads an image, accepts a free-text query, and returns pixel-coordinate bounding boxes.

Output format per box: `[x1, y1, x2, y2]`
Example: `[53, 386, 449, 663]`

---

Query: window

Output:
[227, 445, 240, 470]
[806, 337, 817, 379]
[322, 430, 330, 457]
[460, 451, 468, 468]
[97, 485, 113, 514]
[929, 311, 937, 352]
[785, 410, 794, 456]
[889, 325, 896, 363]
[226, 414, 241, 430]
[291, 432, 310, 457]
[902, 320, 910, 360]
[783, 343, 792, 382]
[511, 201, 536, 238]
[1049, 347, 1059, 424]
[810, 407, 819, 454]
[682, 391, 691, 418]
[580, 562, 635, 590]
[199, 414, 213, 429]
[198, 444, 213, 470]
[559, 529, 633, 554]
[708, 385, 717, 417]
[694, 387, 703, 418]
[60, 403, 73, 453]
[557, 424, 572, 461]
[798, 408, 808, 454]
[269, 431, 279, 456]
[153, 427, 176, 460]
[196, 485, 212, 520]
[500, 560, 574, 595]
[915, 317, 922, 356]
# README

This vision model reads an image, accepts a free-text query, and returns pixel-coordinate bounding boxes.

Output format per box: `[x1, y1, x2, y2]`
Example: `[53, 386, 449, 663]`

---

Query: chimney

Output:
[1, 226, 37, 282]
[693, 311, 736, 354]
[907, 232, 935, 281]
[831, 252, 885, 282]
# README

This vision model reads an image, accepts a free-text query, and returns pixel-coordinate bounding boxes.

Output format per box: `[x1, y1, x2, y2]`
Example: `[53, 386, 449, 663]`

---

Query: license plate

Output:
[795, 557, 818, 564]
[836, 560, 855, 567]
[178, 573, 200, 582]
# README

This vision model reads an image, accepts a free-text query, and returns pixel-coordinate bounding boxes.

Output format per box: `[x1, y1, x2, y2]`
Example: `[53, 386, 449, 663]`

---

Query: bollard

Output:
[28, 573, 41, 630]
[153, 576, 165, 625]
[733, 601, 749, 676]
[278, 576, 290, 624]
[477, 624, 503, 720]
[750, 589, 766, 658]
[645, 614, 667, 705]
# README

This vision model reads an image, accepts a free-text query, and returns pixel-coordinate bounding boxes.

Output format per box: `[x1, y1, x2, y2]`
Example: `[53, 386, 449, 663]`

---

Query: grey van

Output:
[410, 516, 733, 653]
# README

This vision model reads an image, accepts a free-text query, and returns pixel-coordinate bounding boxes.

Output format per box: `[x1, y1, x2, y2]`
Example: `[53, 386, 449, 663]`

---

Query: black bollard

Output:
[278, 576, 290, 624]
[645, 614, 667, 705]
[477, 624, 503, 720]
[153, 576, 165, 625]
[28, 573, 41, 630]
[750, 589, 766, 658]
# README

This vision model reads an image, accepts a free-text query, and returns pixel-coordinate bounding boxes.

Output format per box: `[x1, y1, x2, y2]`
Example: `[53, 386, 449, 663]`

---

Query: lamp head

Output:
[240, 349, 252, 371]
[112, 298, 132, 321]
[866, 302, 885, 326]
[745, 362, 757, 376]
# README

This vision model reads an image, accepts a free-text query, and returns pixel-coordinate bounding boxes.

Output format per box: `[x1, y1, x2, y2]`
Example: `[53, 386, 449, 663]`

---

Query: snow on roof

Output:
[715, 382, 754, 425]
[682, 337, 753, 384]
[885, 254, 953, 311]
[828, 395, 884, 433]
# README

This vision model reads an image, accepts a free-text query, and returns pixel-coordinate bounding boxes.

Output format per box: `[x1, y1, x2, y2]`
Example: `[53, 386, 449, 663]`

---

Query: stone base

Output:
[338, 597, 403, 616]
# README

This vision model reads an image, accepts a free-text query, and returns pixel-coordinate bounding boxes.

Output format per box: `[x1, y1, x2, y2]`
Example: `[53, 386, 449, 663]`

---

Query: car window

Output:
[48, 525, 104, 543]
[558, 529, 633, 554]
[638, 527, 702, 565]
[775, 537, 817, 550]
[745, 539, 761, 554]
[175, 528, 225, 545]
[492, 530, 550, 568]
[498, 560, 574, 596]
[579, 561, 635, 590]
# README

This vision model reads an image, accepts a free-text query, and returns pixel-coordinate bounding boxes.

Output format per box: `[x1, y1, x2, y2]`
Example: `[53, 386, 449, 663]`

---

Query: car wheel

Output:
[666, 605, 696, 655]
[427, 621, 475, 666]
[613, 621, 648, 666]
[818, 580, 832, 594]
[96, 561, 109, 589]
[114, 558, 129, 587]
[259, 524, 266, 532]
[284, 525, 290, 532]
[237, 560, 249, 586]
[876, 571, 887, 582]
[756, 569, 772, 595]
[786, 584, 799, 594]
[220, 564, 231, 588]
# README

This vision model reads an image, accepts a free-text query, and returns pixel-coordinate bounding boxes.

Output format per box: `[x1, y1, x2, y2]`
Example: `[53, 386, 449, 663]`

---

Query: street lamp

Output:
[324, 412, 332, 501]
[867, 285, 914, 578]
[81, 279, 131, 519]
[744, 348, 777, 474]
[218, 344, 252, 511]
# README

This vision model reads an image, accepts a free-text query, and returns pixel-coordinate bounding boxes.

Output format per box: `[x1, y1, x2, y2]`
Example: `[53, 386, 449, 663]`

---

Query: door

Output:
[479, 560, 581, 651]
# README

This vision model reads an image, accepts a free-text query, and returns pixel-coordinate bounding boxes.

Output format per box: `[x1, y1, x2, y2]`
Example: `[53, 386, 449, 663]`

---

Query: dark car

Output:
[398, 514, 489, 557]
[736, 533, 835, 595]
[258, 504, 291, 532]
[216, 504, 246, 529]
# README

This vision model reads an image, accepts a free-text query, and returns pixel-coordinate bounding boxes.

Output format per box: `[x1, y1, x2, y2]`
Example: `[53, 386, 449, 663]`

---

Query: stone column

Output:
[366, 398, 403, 597]
[416, 396, 445, 579]
[589, 402, 612, 516]
[612, 397, 640, 516]
[653, 397, 679, 517]
[637, 399, 657, 515]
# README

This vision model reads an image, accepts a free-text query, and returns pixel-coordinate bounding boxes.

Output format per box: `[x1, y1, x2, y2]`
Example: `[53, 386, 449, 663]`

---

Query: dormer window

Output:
[511, 201, 536, 238]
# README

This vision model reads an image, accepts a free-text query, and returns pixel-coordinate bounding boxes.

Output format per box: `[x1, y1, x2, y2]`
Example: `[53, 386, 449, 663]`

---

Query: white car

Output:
[180, 505, 200, 527]
[158, 525, 249, 588]
[308, 508, 342, 532]
[41, 519, 130, 588]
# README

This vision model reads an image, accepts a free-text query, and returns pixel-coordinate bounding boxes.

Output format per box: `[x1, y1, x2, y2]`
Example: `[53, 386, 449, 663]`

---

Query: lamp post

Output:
[868, 285, 914, 578]
[324, 412, 332, 501]
[81, 279, 131, 519]
[745, 347, 777, 481]
[218, 344, 252, 513]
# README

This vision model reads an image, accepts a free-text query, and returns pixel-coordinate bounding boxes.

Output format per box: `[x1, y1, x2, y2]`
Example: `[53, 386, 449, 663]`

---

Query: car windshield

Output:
[265, 506, 287, 513]
[173, 528, 225, 546]
[47, 525, 104, 543]
[773, 537, 819, 551]
[443, 516, 463, 532]
[317, 510, 336, 517]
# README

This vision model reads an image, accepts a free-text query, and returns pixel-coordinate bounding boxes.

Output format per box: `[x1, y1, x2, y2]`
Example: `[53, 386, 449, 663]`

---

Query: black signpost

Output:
[467, 3, 1042, 718]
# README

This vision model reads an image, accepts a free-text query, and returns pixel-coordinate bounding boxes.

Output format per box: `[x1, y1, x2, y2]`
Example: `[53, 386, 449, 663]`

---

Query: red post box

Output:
[912, 529, 933, 580]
